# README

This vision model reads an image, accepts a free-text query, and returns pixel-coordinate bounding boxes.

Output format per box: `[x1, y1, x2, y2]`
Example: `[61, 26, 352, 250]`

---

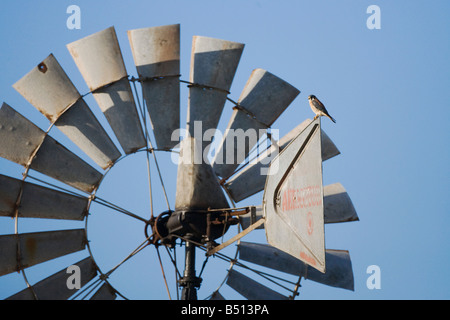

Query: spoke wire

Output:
[131, 79, 154, 219]
[155, 246, 172, 300]
[26, 174, 148, 224]
[73, 235, 152, 300]
[130, 77, 171, 212]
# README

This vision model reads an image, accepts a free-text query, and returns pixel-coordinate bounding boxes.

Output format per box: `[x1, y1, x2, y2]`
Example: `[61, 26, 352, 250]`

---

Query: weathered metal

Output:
[324, 182, 359, 223]
[67, 26, 146, 154]
[206, 217, 265, 256]
[12, 53, 123, 168]
[187, 36, 244, 151]
[239, 242, 354, 290]
[0, 103, 102, 193]
[7, 257, 97, 300]
[224, 118, 339, 203]
[0, 174, 89, 220]
[226, 269, 287, 300]
[31, 135, 103, 193]
[0, 229, 87, 277]
[55, 98, 122, 169]
[175, 137, 229, 210]
[213, 69, 300, 178]
[175, 36, 244, 212]
[13, 53, 124, 168]
[13, 54, 80, 121]
[128, 24, 180, 150]
[0, 103, 46, 166]
[239, 205, 264, 230]
[264, 117, 325, 272]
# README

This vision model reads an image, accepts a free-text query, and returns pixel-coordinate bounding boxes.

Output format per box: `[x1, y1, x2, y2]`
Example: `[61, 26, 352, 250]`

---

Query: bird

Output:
[308, 95, 336, 123]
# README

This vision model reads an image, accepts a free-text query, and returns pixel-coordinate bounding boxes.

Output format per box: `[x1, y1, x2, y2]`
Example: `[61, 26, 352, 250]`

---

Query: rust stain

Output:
[37, 62, 47, 73]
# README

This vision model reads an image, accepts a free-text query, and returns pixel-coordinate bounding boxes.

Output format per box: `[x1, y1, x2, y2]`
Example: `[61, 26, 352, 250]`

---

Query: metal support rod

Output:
[180, 236, 202, 300]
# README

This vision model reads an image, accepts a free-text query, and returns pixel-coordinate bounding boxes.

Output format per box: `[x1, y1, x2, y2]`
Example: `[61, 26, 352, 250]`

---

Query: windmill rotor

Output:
[0, 24, 358, 300]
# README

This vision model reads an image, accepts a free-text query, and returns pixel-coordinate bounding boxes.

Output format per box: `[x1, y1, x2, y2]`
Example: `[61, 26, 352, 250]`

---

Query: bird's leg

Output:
[313, 115, 318, 120]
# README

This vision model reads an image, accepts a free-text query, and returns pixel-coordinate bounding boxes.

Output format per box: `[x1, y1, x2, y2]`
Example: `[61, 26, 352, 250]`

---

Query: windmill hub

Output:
[147, 209, 238, 247]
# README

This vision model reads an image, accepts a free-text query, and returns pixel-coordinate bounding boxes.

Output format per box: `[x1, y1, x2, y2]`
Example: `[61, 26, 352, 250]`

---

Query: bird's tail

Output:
[327, 114, 336, 123]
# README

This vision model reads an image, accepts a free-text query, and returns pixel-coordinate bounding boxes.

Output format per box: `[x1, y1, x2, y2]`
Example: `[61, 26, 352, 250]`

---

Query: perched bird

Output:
[308, 95, 336, 123]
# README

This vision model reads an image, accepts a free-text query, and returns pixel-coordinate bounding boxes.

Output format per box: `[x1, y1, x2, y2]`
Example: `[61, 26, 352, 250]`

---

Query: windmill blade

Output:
[89, 282, 117, 300]
[175, 137, 229, 210]
[239, 242, 354, 291]
[226, 269, 288, 300]
[212, 69, 300, 178]
[187, 36, 244, 152]
[224, 118, 339, 203]
[6, 257, 97, 300]
[128, 24, 180, 150]
[324, 183, 359, 223]
[0, 229, 86, 277]
[67, 26, 146, 154]
[175, 36, 243, 210]
[0, 174, 88, 220]
[0, 103, 102, 193]
[12, 54, 121, 169]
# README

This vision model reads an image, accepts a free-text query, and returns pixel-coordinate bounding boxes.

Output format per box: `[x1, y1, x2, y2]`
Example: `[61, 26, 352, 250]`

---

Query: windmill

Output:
[0, 24, 358, 300]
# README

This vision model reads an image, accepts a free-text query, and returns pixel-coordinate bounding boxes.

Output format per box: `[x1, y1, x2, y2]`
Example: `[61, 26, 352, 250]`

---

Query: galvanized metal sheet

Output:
[91, 77, 146, 154]
[67, 27, 146, 154]
[175, 137, 229, 210]
[187, 89, 229, 153]
[264, 117, 325, 273]
[13, 54, 81, 122]
[187, 36, 244, 153]
[0, 103, 46, 166]
[239, 242, 354, 290]
[235, 69, 300, 127]
[306, 249, 354, 291]
[0, 175, 21, 217]
[67, 26, 127, 91]
[31, 135, 103, 194]
[0, 104, 102, 193]
[7, 257, 97, 300]
[0, 229, 86, 277]
[212, 111, 268, 179]
[213, 69, 300, 178]
[190, 36, 244, 91]
[225, 119, 339, 203]
[226, 269, 287, 300]
[12, 54, 122, 169]
[56, 98, 121, 169]
[324, 183, 359, 224]
[89, 282, 117, 300]
[128, 24, 180, 150]
[0, 174, 89, 220]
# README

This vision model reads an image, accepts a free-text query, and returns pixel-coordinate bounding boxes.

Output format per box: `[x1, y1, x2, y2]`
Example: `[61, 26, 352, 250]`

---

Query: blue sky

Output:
[0, 0, 449, 300]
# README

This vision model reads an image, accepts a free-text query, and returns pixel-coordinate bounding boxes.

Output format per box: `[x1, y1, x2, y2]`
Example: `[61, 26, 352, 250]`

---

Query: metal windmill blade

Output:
[67, 26, 146, 155]
[128, 24, 180, 151]
[175, 35, 244, 211]
[13, 54, 121, 170]
[0, 23, 357, 301]
[212, 68, 300, 179]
